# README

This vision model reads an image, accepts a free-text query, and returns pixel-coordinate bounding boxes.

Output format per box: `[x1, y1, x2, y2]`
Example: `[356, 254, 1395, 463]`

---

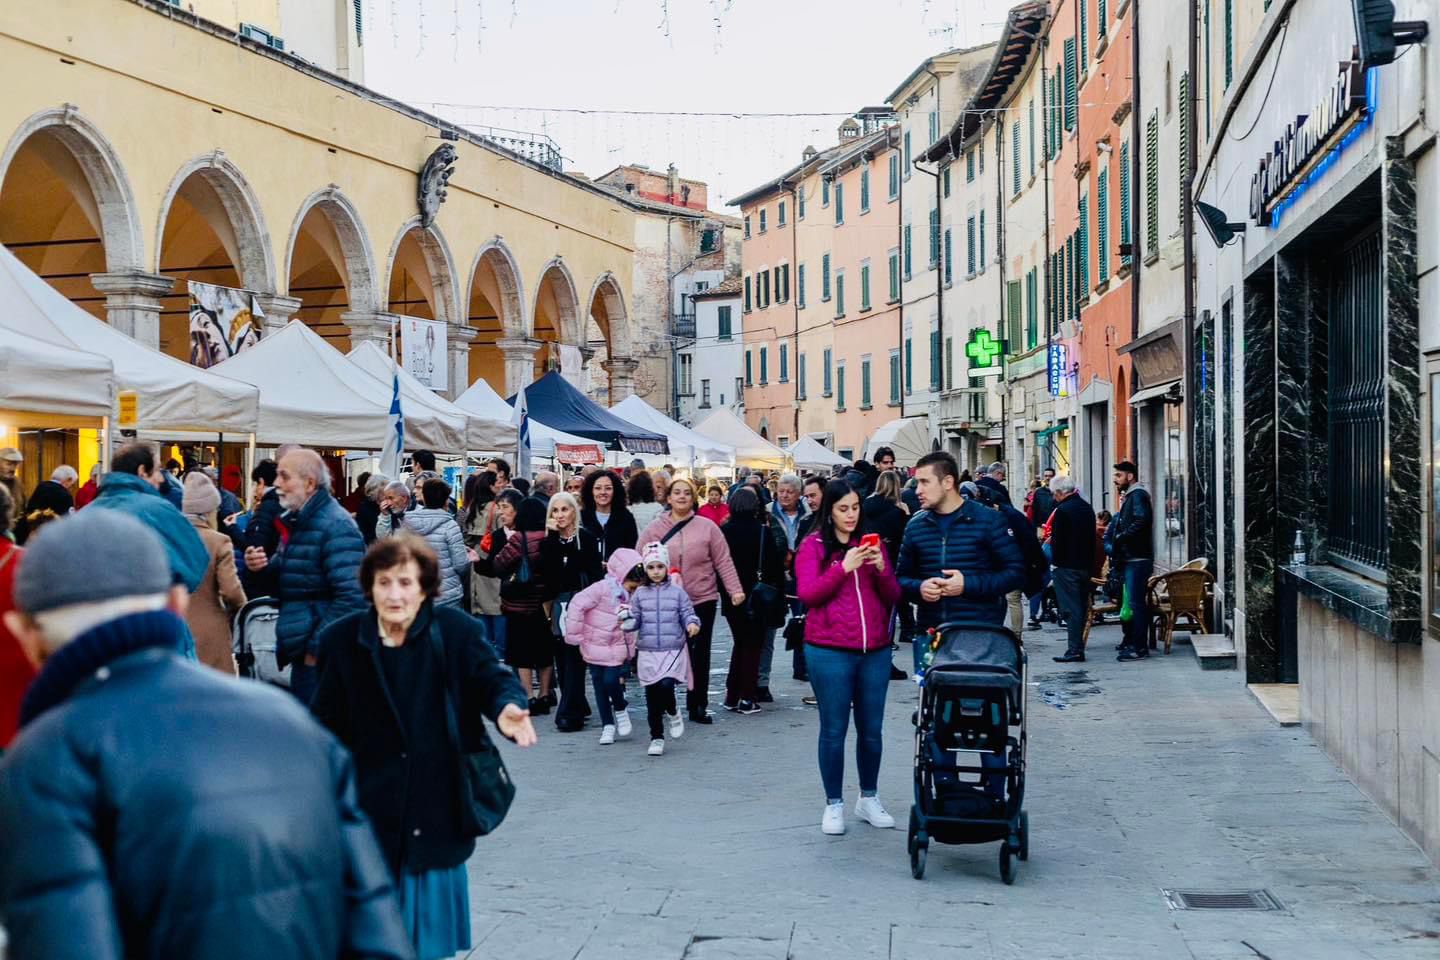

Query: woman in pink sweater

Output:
[794, 478, 902, 837]
[637, 477, 744, 724]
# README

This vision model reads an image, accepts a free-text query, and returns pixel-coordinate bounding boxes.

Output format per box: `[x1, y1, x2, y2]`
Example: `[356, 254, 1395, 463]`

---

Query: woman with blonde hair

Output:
[542, 491, 604, 732]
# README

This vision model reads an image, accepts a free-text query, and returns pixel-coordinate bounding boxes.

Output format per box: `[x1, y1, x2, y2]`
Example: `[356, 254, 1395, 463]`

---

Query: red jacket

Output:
[0, 540, 33, 747]
[794, 533, 901, 654]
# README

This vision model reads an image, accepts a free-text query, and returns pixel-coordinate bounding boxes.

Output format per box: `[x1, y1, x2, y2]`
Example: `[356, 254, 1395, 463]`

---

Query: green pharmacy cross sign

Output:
[966, 328, 1004, 377]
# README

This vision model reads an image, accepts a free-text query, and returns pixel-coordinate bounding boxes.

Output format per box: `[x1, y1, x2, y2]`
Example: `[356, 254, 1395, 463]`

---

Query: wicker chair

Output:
[1080, 561, 1117, 650]
[1146, 569, 1216, 654]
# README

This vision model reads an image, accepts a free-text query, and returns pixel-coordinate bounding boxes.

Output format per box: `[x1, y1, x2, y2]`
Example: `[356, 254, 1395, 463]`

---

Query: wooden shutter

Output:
[1063, 39, 1078, 130]
[1119, 141, 1132, 262]
[1146, 111, 1160, 256]
[1178, 71, 1191, 227]
[1097, 168, 1110, 283]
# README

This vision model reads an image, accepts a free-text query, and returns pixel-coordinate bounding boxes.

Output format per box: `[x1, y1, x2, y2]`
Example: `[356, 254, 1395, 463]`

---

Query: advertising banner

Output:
[402, 316, 448, 392]
[189, 281, 264, 368]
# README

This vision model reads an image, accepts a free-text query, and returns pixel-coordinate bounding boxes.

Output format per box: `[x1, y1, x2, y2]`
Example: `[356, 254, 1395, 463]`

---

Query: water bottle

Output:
[1291, 530, 1306, 566]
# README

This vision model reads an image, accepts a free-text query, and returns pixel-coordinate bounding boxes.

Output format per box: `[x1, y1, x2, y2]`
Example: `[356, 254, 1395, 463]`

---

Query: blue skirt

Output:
[396, 864, 472, 960]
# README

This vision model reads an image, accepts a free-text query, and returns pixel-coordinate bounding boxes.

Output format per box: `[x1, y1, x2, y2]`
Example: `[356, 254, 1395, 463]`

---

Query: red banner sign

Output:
[555, 443, 604, 465]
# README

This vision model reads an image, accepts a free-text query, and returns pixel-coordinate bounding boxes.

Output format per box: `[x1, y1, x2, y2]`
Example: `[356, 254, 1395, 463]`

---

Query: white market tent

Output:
[788, 435, 850, 472]
[452, 377, 599, 459]
[0, 327, 114, 420]
[213, 320, 452, 450]
[863, 416, 933, 466]
[347, 341, 512, 453]
[691, 408, 787, 469]
[0, 243, 259, 433]
[610, 395, 734, 467]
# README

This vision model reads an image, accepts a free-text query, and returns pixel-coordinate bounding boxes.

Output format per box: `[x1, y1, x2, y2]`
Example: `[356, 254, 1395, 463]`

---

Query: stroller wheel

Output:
[910, 842, 927, 880]
[999, 842, 1015, 885]
[1018, 812, 1030, 862]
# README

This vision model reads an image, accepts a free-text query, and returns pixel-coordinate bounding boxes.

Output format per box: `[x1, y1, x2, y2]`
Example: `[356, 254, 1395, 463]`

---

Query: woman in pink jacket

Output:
[795, 478, 902, 837]
[565, 548, 644, 746]
[637, 477, 744, 725]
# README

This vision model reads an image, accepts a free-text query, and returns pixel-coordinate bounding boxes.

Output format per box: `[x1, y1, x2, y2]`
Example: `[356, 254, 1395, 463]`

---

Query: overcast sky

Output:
[364, 0, 1015, 207]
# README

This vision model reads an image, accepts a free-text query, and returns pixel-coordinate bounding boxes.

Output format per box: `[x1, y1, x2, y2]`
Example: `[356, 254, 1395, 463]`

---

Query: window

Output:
[836, 362, 847, 411]
[929, 329, 941, 390]
[735, 377, 743, 404]
[717, 305, 733, 341]
[1178, 71, 1191, 226]
[835, 182, 845, 224]
[945, 336, 954, 390]
[1145, 111, 1160, 257]
[967, 216, 977, 275]
[928, 110, 939, 145]
[966, 149, 975, 183]
[1119, 141, 1132, 265]
[822, 177, 831, 206]
[352, 0, 363, 41]
[905, 337, 914, 394]
[904, 131, 912, 174]
[1007, 280, 1023, 354]
[943, 229, 953, 285]
[860, 169, 870, 212]
[700, 379, 711, 407]
[759, 209, 768, 233]
[1063, 37, 1078, 130]
[700, 228, 719, 254]
[744, 276, 752, 312]
[798, 352, 808, 399]
[888, 155, 900, 199]
[860, 262, 871, 312]
[778, 263, 790, 303]
[1012, 121, 1022, 195]
[943, 166, 952, 198]
[798, 186, 806, 220]
[759, 346, 769, 385]
[745, 350, 753, 386]
[679, 354, 694, 395]
[904, 224, 913, 278]
[979, 210, 986, 272]
[797, 263, 807, 309]
[761, 269, 771, 308]
[978, 134, 984, 173]
[889, 349, 902, 404]
[861, 356, 872, 408]
[929, 207, 940, 268]
[1079, 191, 1090, 294]
[1099, 0, 1108, 33]
[744, 216, 752, 239]
[240, 22, 285, 49]
[1026, 268, 1039, 349]
[778, 201, 787, 226]
[1097, 167, 1110, 283]
[1224, 0, 1233, 88]
[1079, 0, 1088, 66]
[835, 271, 846, 316]
[821, 254, 832, 300]
[888, 249, 901, 301]
[1028, 100, 1036, 176]
[823, 348, 833, 396]
[779, 342, 789, 382]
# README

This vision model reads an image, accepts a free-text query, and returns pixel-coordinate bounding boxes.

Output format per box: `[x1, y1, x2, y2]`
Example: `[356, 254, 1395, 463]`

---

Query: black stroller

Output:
[231, 597, 290, 689]
[908, 621, 1028, 883]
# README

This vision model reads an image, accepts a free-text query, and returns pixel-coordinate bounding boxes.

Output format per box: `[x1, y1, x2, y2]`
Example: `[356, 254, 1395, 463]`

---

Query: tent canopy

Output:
[214, 321, 446, 450]
[348, 341, 513, 453]
[691, 408, 787, 468]
[0, 243, 259, 433]
[863, 416, 933, 466]
[610, 396, 734, 466]
[788, 435, 850, 471]
[453, 377, 600, 459]
[0, 327, 114, 420]
[508, 371, 667, 454]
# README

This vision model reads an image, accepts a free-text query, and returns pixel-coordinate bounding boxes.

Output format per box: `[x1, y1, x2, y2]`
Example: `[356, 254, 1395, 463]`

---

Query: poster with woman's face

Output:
[402, 316, 447, 391]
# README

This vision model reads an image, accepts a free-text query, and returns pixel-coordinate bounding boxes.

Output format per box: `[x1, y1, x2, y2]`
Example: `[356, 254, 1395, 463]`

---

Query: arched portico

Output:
[283, 186, 381, 349]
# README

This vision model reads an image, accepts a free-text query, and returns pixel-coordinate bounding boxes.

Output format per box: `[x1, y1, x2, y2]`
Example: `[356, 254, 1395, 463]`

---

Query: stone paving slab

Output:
[464, 619, 1439, 959]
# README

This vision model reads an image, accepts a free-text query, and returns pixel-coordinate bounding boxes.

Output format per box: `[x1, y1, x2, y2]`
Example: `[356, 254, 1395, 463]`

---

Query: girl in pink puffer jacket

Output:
[565, 548, 645, 745]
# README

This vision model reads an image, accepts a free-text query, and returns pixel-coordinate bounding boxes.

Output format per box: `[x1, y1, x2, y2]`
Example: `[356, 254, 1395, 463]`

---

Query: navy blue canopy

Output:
[509, 370, 669, 454]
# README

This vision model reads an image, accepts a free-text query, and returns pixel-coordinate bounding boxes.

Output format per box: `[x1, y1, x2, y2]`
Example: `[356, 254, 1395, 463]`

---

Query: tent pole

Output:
[245, 434, 256, 510]
[100, 417, 111, 473]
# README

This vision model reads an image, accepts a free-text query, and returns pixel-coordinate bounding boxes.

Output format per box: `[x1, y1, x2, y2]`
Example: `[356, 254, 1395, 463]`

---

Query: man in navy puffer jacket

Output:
[897, 452, 1024, 639]
[245, 450, 365, 703]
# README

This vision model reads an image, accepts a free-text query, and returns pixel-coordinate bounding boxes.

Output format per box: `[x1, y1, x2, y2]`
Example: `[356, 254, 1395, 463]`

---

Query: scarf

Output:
[19, 610, 187, 728]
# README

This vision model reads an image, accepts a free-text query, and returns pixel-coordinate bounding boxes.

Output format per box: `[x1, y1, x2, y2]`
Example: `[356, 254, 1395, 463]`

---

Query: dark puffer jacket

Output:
[0, 624, 411, 960]
[272, 487, 367, 665]
[896, 500, 1025, 628]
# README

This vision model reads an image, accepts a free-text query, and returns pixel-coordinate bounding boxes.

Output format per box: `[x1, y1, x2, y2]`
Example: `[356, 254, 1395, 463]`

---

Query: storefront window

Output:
[1162, 401, 1187, 567]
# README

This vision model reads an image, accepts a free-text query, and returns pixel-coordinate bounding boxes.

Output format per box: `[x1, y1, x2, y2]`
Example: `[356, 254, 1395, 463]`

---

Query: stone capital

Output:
[496, 336, 542, 358]
[253, 293, 304, 333]
[90, 271, 174, 348]
[446, 324, 480, 346]
[341, 310, 402, 348]
[90, 270, 174, 299]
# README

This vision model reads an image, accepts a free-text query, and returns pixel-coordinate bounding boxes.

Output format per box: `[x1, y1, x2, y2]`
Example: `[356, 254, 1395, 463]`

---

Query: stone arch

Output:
[382, 215, 460, 325]
[532, 257, 581, 345]
[758, 416, 771, 440]
[283, 186, 380, 315]
[0, 104, 144, 273]
[466, 238, 526, 337]
[154, 150, 276, 293]
[586, 271, 632, 357]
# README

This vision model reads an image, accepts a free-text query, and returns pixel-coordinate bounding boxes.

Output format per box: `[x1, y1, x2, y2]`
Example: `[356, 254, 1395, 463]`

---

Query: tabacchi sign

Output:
[1248, 58, 1368, 227]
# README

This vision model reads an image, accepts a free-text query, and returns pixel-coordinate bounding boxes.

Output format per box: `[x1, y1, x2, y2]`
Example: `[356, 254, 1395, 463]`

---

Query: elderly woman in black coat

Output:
[312, 532, 535, 960]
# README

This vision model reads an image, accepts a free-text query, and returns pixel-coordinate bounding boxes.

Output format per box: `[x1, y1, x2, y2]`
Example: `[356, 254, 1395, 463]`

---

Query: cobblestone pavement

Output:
[465, 619, 1440, 960]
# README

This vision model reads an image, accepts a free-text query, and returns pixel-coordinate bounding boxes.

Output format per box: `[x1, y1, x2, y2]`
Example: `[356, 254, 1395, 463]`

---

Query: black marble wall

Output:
[1243, 268, 1280, 682]
[1222, 298, 1237, 629]
[1193, 310, 1217, 567]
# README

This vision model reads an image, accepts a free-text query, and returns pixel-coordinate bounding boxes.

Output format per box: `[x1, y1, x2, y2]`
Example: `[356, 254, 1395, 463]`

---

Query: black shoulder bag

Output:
[431, 621, 515, 838]
[745, 523, 788, 628]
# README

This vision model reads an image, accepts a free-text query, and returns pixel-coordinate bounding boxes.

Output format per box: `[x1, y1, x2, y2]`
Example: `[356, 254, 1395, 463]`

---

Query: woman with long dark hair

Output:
[794, 479, 901, 836]
[719, 486, 785, 714]
[579, 468, 637, 557]
[479, 494, 552, 713]
[627, 470, 662, 532]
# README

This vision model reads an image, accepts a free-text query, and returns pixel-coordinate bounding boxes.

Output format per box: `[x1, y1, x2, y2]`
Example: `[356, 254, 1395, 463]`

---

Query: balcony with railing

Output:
[672, 312, 696, 339]
[461, 124, 563, 172]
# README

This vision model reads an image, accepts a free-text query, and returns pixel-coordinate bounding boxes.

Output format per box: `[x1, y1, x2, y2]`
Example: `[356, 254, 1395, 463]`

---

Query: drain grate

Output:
[1162, 889, 1285, 911]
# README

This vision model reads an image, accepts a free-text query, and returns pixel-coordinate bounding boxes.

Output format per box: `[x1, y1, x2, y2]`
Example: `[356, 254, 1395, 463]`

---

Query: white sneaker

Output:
[855, 795, 895, 829]
[821, 802, 846, 835]
[647, 738, 665, 756]
[615, 709, 632, 738]
[598, 724, 616, 745]
[666, 711, 684, 740]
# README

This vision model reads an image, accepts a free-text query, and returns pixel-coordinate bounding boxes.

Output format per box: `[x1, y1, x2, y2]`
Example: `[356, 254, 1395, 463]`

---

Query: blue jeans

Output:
[478, 614, 506, 662]
[290, 661, 318, 706]
[588, 665, 629, 726]
[805, 645, 891, 803]
[1122, 559, 1154, 652]
[1027, 570, 1051, 620]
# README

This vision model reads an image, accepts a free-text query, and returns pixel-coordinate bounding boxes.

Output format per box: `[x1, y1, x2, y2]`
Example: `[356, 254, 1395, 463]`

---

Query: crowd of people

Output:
[0, 434, 1154, 959]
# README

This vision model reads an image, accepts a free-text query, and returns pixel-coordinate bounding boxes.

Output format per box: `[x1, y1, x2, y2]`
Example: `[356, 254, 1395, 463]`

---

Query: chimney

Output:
[838, 118, 860, 141]
[802, 145, 818, 162]
[667, 163, 679, 203]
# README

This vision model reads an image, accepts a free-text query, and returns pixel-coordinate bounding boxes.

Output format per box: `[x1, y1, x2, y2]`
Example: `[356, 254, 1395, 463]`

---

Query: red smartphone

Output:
[860, 533, 881, 550]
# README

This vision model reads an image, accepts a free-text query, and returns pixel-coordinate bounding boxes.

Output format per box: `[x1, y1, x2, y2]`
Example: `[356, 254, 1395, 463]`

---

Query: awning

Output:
[979, 438, 1003, 447]
[1119, 318, 1185, 387]
[508, 371, 668, 454]
[789, 435, 851, 471]
[609, 396, 734, 466]
[1128, 381, 1183, 406]
[1032, 423, 1069, 439]
[862, 416, 932, 467]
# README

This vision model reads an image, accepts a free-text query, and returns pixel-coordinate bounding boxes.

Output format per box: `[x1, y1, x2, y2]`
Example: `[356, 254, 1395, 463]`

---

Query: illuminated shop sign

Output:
[1047, 343, 1067, 397]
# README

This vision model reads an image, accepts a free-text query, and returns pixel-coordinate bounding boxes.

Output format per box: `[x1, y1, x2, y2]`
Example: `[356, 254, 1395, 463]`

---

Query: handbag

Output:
[500, 532, 532, 602]
[745, 524, 788, 628]
[431, 622, 515, 838]
[782, 612, 807, 651]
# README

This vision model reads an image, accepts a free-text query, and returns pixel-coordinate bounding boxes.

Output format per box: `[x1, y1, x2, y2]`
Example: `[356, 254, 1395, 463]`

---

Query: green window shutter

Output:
[1119, 141, 1132, 263]
[945, 336, 954, 390]
[1012, 121, 1022, 195]
[798, 353, 807, 398]
[836, 273, 845, 316]
[718, 306, 731, 340]
[943, 167, 951, 198]
[944, 229, 953, 285]
[1008, 280, 1023, 354]
[1064, 39, 1078, 130]
[904, 338, 913, 393]
[861, 264, 871, 311]
[929, 208, 940, 266]
[798, 187, 806, 220]
[797, 263, 806, 309]
[904, 225, 913, 276]
[835, 182, 844, 223]
[1099, 0, 1107, 29]
[1178, 71, 1191, 227]
[760, 347, 768, 384]
[860, 169, 870, 211]
[1064, 235, 1074, 322]
[1146, 111, 1160, 256]
[979, 210, 986, 269]
[745, 350, 753, 385]
[861, 359, 871, 407]
[1224, 0, 1233, 88]
[822, 254, 831, 299]
[744, 276, 752, 312]
[1204, 0, 1213, 139]
[890, 351, 901, 404]
[929, 330, 941, 389]
[822, 178, 830, 205]
[1028, 100, 1036, 176]
[1079, 194, 1090, 293]
[1079, 0, 1088, 68]
[967, 217, 976, 274]
[967, 149, 975, 182]
[823, 348, 832, 395]
[778, 201, 786, 226]
[1025, 269, 1037, 349]
[889, 252, 899, 300]
[904, 131, 912, 170]
[837, 365, 845, 411]
[780, 343, 788, 380]
[889, 155, 899, 198]
[1097, 169, 1110, 283]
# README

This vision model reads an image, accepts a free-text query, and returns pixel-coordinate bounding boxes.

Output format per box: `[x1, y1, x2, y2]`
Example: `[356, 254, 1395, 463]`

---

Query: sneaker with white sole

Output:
[821, 802, 846, 835]
[666, 711, 684, 740]
[647, 738, 665, 756]
[855, 795, 895, 829]
[615, 709, 632, 738]
[598, 724, 616, 745]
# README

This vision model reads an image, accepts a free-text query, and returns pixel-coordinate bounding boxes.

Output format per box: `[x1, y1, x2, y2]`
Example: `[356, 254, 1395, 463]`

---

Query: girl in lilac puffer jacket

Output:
[565, 548, 644, 744]
[630, 542, 701, 756]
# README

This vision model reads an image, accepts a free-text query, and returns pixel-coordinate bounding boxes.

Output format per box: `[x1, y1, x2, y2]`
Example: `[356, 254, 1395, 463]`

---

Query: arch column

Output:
[253, 293, 303, 335]
[342, 310, 401, 350]
[90, 271, 173, 349]
[497, 336, 541, 396]
[602, 356, 640, 402]
[446, 326, 479, 400]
